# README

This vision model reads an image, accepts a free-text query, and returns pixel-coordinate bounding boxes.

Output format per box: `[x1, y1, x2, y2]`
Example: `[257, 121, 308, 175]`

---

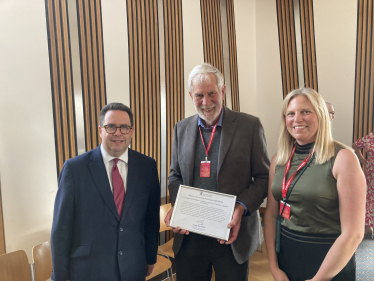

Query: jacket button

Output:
[119, 228, 123, 232]
[119, 251, 123, 255]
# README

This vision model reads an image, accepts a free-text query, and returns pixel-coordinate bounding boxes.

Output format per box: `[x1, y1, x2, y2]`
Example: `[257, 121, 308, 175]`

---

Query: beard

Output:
[195, 103, 222, 126]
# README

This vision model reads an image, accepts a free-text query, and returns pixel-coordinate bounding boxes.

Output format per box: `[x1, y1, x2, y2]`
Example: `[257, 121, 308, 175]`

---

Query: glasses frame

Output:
[102, 124, 133, 135]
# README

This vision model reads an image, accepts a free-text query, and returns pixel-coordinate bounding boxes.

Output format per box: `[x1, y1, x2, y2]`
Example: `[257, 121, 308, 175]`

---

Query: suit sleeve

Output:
[51, 162, 75, 281]
[144, 159, 161, 265]
[237, 118, 270, 215]
[168, 124, 183, 205]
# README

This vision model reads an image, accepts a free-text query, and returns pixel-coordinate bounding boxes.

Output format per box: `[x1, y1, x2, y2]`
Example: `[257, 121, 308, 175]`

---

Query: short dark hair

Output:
[99, 103, 133, 126]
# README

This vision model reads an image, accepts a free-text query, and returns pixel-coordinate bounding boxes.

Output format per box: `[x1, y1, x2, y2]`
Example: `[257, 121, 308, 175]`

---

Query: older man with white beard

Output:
[165, 63, 270, 281]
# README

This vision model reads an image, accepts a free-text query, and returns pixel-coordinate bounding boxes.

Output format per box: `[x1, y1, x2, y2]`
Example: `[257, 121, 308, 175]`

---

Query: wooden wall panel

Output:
[299, 0, 318, 91]
[201, 0, 226, 103]
[0, 181, 5, 254]
[46, 0, 77, 173]
[127, 0, 161, 178]
[77, 0, 107, 151]
[226, 0, 240, 112]
[164, 0, 184, 204]
[276, 0, 299, 97]
[354, 0, 374, 145]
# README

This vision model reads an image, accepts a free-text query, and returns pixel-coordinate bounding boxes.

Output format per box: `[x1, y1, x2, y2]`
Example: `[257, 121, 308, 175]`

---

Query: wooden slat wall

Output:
[77, 0, 106, 151]
[164, 0, 184, 203]
[276, 0, 299, 97]
[127, 0, 161, 178]
[226, 0, 240, 112]
[299, 0, 318, 91]
[200, 0, 226, 103]
[0, 181, 5, 254]
[354, 0, 374, 145]
[45, 0, 77, 173]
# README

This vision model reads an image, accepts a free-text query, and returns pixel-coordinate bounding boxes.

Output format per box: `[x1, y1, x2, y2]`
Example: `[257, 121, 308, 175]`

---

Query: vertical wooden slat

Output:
[281, 0, 290, 94]
[285, 0, 294, 91]
[364, 0, 372, 138]
[277, 0, 287, 97]
[354, 0, 364, 140]
[96, 0, 106, 107]
[226, 0, 240, 111]
[77, 0, 91, 150]
[369, 2, 374, 133]
[0, 184, 5, 254]
[308, 0, 317, 90]
[359, 0, 368, 139]
[289, 0, 298, 88]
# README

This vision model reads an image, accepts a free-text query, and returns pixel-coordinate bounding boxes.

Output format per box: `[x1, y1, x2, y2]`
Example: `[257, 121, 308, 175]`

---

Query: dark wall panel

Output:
[77, 0, 107, 151]
[354, 0, 374, 144]
[127, 0, 161, 178]
[46, 0, 77, 173]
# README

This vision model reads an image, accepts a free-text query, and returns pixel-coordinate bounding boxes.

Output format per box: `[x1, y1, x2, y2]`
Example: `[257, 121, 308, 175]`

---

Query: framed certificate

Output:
[169, 185, 237, 241]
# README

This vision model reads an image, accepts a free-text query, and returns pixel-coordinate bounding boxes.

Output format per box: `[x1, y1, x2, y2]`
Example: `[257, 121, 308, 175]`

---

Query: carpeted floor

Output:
[356, 236, 374, 281]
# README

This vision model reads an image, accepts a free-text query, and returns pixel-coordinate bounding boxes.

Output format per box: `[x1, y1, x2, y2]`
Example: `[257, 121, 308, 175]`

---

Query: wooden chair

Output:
[0, 250, 32, 281]
[158, 203, 174, 259]
[32, 241, 52, 281]
[146, 203, 175, 280]
[145, 255, 173, 280]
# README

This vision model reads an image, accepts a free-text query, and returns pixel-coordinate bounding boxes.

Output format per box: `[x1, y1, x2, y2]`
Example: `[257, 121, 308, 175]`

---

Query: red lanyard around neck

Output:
[282, 145, 314, 199]
[198, 107, 223, 161]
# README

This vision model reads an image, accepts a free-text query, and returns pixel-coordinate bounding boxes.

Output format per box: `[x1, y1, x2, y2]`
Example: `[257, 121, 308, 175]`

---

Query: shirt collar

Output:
[198, 106, 224, 129]
[100, 144, 128, 164]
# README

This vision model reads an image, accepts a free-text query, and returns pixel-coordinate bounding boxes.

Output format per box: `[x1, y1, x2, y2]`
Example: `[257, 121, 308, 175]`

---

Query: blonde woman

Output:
[264, 88, 366, 281]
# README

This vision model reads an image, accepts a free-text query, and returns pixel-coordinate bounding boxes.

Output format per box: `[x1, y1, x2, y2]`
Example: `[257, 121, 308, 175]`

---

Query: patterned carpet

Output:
[356, 236, 374, 280]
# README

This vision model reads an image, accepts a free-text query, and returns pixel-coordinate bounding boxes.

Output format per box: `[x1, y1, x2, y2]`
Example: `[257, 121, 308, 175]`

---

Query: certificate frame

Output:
[169, 185, 237, 240]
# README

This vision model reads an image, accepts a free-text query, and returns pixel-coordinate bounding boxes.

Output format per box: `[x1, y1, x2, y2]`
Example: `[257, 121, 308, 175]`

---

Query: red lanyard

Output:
[282, 145, 314, 199]
[198, 108, 223, 161]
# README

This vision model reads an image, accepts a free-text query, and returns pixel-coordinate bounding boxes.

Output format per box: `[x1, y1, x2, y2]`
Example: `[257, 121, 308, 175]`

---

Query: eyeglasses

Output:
[329, 112, 335, 117]
[103, 124, 133, 134]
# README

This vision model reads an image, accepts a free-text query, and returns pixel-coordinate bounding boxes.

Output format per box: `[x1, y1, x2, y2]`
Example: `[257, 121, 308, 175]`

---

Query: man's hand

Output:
[217, 203, 245, 244]
[164, 206, 190, 235]
[146, 264, 155, 277]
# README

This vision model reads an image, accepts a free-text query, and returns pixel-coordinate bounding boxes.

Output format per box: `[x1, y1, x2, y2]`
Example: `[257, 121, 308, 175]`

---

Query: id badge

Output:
[280, 200, 291, 220]
[200, 161, 211, 177]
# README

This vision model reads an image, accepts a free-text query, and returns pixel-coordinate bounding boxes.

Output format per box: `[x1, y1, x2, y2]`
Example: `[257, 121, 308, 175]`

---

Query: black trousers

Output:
[277, 226, 356, 281]
[175, 233, 249, 281]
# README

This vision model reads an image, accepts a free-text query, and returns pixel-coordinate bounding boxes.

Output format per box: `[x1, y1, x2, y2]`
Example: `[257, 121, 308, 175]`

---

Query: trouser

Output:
[175, 233, 249, 281]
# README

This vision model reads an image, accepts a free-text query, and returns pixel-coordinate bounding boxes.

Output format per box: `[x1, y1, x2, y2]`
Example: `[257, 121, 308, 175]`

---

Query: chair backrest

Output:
[32, 241, 52, 281]
[160, 203, 173, 232]
[0, 250, 31, 281]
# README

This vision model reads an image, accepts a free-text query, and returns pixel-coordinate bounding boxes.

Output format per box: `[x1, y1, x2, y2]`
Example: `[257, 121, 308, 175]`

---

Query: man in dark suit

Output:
[165, 64, 270, 281]
[51, 103, 160, 281]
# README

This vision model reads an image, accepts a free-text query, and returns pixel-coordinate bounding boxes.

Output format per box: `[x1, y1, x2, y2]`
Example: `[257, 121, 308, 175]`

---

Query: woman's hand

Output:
[271, 267, 290, 281]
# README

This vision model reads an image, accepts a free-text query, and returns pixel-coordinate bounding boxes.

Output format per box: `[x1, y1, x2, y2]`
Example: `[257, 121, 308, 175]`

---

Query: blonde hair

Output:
[276, 88, 347, 165]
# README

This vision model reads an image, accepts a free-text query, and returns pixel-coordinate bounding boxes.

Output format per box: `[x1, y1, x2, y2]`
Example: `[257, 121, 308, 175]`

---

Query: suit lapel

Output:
[218, 107, 237, 175]
[121, 149, 139, 220]
[184, 115, 199, 185]
[89, 146, 120, 221]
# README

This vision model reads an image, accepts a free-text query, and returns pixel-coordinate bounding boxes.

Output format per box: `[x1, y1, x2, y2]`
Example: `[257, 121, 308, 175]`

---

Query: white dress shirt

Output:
[100, 144, 128, 193]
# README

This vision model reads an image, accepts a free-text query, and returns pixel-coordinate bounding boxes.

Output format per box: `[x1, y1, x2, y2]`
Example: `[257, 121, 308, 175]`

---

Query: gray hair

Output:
[188, 63, 224, 92]
[99, 103, 133, 126]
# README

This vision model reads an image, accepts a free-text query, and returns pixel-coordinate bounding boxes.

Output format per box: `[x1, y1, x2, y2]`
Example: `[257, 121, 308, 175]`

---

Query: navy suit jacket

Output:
[51, 146, 160, 281]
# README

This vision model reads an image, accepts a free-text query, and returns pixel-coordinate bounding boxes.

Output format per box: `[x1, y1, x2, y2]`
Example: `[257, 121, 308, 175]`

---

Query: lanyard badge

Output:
[199, 108, 222, 178]
[280, 145, 314, 220]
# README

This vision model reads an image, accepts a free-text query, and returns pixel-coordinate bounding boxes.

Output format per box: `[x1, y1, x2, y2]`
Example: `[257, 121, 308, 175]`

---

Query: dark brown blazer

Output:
[168, 107, 270, 264]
